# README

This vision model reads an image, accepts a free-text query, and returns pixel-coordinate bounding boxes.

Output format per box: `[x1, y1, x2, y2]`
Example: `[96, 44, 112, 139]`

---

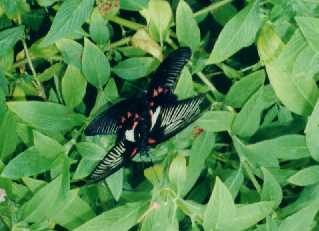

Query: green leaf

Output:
[0, 111, 17, 161]
[224, 167, 244, 199]
[106, 168, 123, 201]
[261, 168, 283, 208]
[233, 136, 279, 168]
[7, 101, 85, 132]
[56, 39, 83, 69]
[278, 201, 319, 231]
[249, 135, 310, 161]
[288, 166, 319, 186]
[52, 190, 95, 230]
[62, 65, 87, 108]
[0, 26, 24, 56]
[41, 0, 95, 46]
[183, 132, 215, 195]
[296, 16, 319, 54]
[207, 1, 262, 64]
[73, 201, 147, 231]
[112, 57, 159, 80]
[232, 202, 274, 230]
[169, 155, 187, 195]
[82, 38, 110, 89]
[175, 68, 195, 100]
[305, 99, 319, 161]
[33, 130, 63, 155]
[140, 0, 172, 45]
[196, 111, 235, 132]
[259, 29, 319, 116]
[90, 9, 110, 45]
[76, 142, 105, 160]
[120, 0, 148, 11]
[203, 177, 236, 231]
[0, 0, 29, 18]
[176, 0, 200, 51]
[225, 70, 265, 108]
[1, 146, 57, 178]
[18, 175, 67, 223]
[232, 87, 265, 138]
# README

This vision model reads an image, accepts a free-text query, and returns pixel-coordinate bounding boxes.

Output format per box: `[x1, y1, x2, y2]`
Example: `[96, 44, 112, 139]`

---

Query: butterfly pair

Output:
[84, 47, 208, 182]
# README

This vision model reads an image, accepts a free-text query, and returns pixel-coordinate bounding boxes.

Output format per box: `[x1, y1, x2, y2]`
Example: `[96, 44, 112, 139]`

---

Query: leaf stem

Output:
[196, 72, 223, 100]
[194, 0, 235, 19]
[242, 161, 261, 193]
[109, 36, 132, 49]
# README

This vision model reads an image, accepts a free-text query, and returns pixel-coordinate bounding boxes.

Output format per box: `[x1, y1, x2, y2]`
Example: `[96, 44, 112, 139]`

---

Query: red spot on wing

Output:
[193, 127, 204, 137]
[132, 121, 138, 129]
[153, 89, 158, 97]
[130, 147, 138, 158]
[127, 112, 132, 118]
[148, 138, 157, 144]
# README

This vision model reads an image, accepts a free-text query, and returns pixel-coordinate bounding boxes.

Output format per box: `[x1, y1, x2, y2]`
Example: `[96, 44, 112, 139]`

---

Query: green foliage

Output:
[1, 0, 319, 230]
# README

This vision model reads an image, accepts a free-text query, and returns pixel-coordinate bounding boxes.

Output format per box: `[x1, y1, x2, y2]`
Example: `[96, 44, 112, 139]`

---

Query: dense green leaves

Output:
[3, 1, 319, 230]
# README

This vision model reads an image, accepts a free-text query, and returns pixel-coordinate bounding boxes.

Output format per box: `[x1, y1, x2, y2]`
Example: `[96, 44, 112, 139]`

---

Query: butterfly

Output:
[84, 47, 209, 182]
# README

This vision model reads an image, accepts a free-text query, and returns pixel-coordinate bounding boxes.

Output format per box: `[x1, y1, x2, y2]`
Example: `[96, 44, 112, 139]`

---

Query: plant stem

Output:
[109, 36, 132, 49]
[242, 161, 261, 193]
[22, 39, 47, 99]
[107, 15, 144, 31]
[196, 72, 223, 100]
[194, 0, 235, 19]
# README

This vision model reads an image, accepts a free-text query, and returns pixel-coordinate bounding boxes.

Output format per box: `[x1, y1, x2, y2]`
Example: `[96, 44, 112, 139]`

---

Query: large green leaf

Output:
[42, 0, 95, 46]
[112, 57, 159, 80]
[62, 65, 87, 108]
[258, 28, 319, 116]
[0, 111, 17, 161]
[208, 1, 262, 64]
[203, 177, 236, 231]
[0, 26, 24, 56]
[176, 0, 200, 51]
[74, 201, 147, 231]
[7, 101, 85, 132]
[82, 38, 110, 89]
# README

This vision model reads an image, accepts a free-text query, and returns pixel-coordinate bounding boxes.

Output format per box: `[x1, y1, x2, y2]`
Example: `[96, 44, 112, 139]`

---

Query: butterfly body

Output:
[84, 47, 209, 182]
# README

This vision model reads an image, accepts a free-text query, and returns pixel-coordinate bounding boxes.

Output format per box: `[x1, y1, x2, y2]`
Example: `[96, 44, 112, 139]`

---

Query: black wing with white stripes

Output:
[148, 47, 192, 95]
[149, 95, 209, 143]
[84, 98, 139, 136]
[88, 140, 137, 182]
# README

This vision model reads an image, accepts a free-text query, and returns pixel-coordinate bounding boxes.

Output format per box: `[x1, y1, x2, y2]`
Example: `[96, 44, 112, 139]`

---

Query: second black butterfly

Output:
[84, 47, 208, 182]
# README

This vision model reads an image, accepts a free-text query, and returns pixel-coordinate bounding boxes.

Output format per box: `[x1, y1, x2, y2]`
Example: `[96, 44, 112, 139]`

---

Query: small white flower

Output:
[0, 188, 6, 203]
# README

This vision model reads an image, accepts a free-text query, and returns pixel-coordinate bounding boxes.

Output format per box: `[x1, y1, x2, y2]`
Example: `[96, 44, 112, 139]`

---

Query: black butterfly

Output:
[84, 47, 208, 182]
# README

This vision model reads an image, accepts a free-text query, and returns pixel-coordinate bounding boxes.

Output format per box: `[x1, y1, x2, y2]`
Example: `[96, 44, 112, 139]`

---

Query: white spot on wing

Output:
[125, 129, 135, 142]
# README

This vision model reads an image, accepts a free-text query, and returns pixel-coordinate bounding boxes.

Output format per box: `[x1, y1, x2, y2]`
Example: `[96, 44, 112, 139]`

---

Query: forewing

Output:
[149, 47, 191, 94]
[150, 95, 208, 142]
[88, 140, 136, 182]
[84, 98, 138, 136]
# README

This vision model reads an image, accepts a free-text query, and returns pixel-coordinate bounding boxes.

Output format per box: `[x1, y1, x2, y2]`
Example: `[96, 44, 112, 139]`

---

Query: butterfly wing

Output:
[148, 47, 192, 96]
[88, 140, 138, 182]
[84, 98, 139, 136]
[149, 95, 208, 143]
